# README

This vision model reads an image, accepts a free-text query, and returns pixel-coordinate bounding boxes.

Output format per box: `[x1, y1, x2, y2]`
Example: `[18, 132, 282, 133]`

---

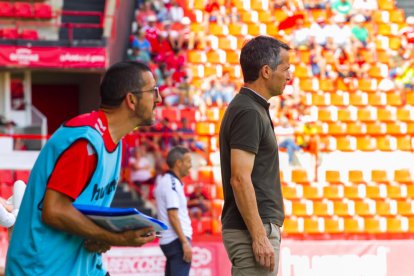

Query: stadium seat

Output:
[0, 28, 18, 39]
[338, 108, 356, 122]
[225, 50, 239, 64]
[396, 136, 412, 151]
[20, 29, 39, 40]
[377, 108, 396, 122]
[303, 186, 322, 199]
[313, 201, 333, 216]
[304, 217, 323, 233]
[228, 23, 247, 36]
[348, 170, 366, 183]
[325, 217, 343, 233]
[376, 200, 396, 216]
[376, 136, 396, 151]
[357, 108, 375, 122]
[323, 185, 344, 200]
[333, 200, 353, 216]
[344, 185, 365, 199]
[387, 217, 408, 233]
[14, 2, 33, 18]
[355, 199, 376, 216]
[0, 2, 13, 17]
[371, 170, 390, 183]
[390, 9, 405, 23]
[397, 200, 413, 216]
[366, 185, 386, 199]
[393, 169, 413, 184]
[331, 93, 348, 106]
[366, 122, 385, 135]
[208, 24, 228, 36]
[336, 136, 356, 151]
[386, 92, 403, 106]
[14, 170, 30, 183]
[0, 170, 14, 185]
[0, 183, 13, 198]
[34, 3, 53, 19]
[291, 169, 310, 184]
[282, 185, 301, 200]
[364, 217, 386, 233]
[283, 217, 302, 234]
[356, 137, 376, 151]
[325, 170, 341, 184]
[344, 217, 363, 233]
[292, 200, 312, 216]
[387, 185, 405, 199]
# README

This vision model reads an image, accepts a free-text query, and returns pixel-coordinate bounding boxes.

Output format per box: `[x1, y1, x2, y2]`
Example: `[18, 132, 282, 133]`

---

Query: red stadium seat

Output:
[0, 170, 14, 185]
[0, 28, 18, 39]
[14, 170, 30, 183]
[20, 29, 39, 40]
[0, 2, 13, 17]
[14, 2, 33, 18]
[34, 3, 53, 19]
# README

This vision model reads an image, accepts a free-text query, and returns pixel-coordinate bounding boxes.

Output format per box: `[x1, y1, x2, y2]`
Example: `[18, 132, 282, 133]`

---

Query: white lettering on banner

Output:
[190, 268, 212, 276]
[106, 256, 165, 274]
[9, 48, 39, 65]
[281, 246, 389, 276]
[191, 247, 212, 268]
[59, 53, 105, 63]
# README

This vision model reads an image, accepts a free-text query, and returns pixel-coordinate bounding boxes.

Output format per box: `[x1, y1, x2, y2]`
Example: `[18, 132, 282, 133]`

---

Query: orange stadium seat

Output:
[377, 136, 396, 151]
[344, 185, 364, 199]
[357, 137, 376, 151]
[355, 199, 376, 216]
[387, 185, 405, 199]
[258, 11, 273, 23]
[331, 93, 348, 106]
[368, 93, 386, 106]
[397, 200, 413, 216]
[390, 9, 405, 23]
[282, 185, 300, 200]
[318, 109, 335, 122]
[394, 169, 413, 184]
[325, 170, 342, 184]
[344, 217, 363, 233]
[376, 200, 396, 216]
[365, 122, 385, 135]
[387, 217, 408, 233]
[371, 170, 390, 183]
[333, 200, 352, 216]
[338, 108, 356, 122]
[292, 200, 311, 216]
[349, 170, 366, 183]
[209, 24, 228, 36]
[377, 108, 396, 122]
[303, 186, 322, 199]
[313, 201, 333, 216]
[396, 136, 412, 151]
[283, 217, 301, 234]
[325, 217, 343, 234]
[291, 169, 310, 184]
[228, 23, 247, 36]
[379, 0, 395, 11]
[323, 185, 344, 200]
[304, 217, 322, 233]
[327, 122, 345, 134]
[366, 185, 385, 199]
[386, 92, 403, 106]
[336, 136, 356, 151]
[350, 93, 368, 106]
[365, 217, 386, 233]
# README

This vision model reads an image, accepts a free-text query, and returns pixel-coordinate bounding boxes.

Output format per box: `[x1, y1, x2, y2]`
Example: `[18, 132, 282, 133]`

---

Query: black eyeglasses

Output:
[131, 87, 159, 99]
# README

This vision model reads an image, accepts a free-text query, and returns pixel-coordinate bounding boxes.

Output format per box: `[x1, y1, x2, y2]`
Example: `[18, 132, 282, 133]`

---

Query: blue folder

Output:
[74, 204, 168, 233]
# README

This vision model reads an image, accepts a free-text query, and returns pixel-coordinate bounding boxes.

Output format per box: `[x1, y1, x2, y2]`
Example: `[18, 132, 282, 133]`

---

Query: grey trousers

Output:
[222, 223, 281, 276]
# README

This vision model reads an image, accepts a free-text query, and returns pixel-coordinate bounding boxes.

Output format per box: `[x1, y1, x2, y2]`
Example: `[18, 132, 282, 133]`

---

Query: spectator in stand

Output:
[310, 44, 328, 79]
[331, 0, 352, 20]
[151, 117, 177, 151]
[177, 118, 205, 151]
[160, 74, 182, 106]
[352, 49, 370, 79]
[330, 14, 352, 50]
[203, 79, 223, 106]
[129, 145, 154, 187]
[220, 71, 237, 105]
[154, 146, 193, 276]
[303, 0, 329, 10]
[334, 47, 357, 90]
[188, 185, 210, 219]
[274, 117, 301, 166]
[168, 0, 184, 23]
[400, 16, 414, 49]
[131, 30, 152, 57]
[271, 0, 303, 16]
[351, 0, 377, 21]
[128, 47, 151, 64]
[351, 14, 370, 49]
[143, 15, 161, 54]
[0, 180, 26, 233]
[204, 0, 224, 25]
[309, 17, 333, 48]
[136, 1, 156, 27]
[289, 18, 310, 50]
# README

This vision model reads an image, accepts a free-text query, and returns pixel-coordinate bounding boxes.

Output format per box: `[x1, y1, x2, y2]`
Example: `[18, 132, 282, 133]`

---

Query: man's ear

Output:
[125, 93, 137, 110]
[261, 65, 271, 80]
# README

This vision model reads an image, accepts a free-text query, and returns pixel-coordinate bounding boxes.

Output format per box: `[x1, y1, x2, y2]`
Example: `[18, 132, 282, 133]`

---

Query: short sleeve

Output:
[229, 109, 262, 154]
[165, 183, 180, 209]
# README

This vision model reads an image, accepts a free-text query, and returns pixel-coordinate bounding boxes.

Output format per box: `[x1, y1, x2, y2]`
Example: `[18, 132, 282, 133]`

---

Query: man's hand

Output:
[182, 241, 192, 263]
[84, 240, 111, 253]
[252, 235, 275, 272]
[117, 227, 156, 246]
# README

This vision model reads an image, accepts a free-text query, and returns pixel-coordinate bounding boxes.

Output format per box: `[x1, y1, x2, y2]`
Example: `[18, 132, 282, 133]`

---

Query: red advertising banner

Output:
[0, 45, 106, 68]
[103, 240, 414, 276]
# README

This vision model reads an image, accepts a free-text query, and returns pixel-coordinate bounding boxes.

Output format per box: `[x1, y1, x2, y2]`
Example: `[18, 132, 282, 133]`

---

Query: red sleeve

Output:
[47, 140, 97, 200]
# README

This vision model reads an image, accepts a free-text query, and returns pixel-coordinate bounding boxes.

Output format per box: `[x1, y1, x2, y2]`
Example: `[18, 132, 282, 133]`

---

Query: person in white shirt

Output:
[0, 180, 26, 236]
[154, 146, 193, 276]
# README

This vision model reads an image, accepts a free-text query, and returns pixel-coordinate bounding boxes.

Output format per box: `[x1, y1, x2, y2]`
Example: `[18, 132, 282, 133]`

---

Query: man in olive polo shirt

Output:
[219, 36, 291, 275]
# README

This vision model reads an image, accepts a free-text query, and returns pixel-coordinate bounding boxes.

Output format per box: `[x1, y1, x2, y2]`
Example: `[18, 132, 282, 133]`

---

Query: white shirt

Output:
[154, 172, 192, 245]
[353, 0, 378, 10]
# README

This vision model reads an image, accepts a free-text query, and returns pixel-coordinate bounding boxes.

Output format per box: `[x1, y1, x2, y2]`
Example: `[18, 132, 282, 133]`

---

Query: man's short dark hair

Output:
[240, 36, 290, 83]
[166, 146, 190, 169]
[100, 61, 151, 107]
